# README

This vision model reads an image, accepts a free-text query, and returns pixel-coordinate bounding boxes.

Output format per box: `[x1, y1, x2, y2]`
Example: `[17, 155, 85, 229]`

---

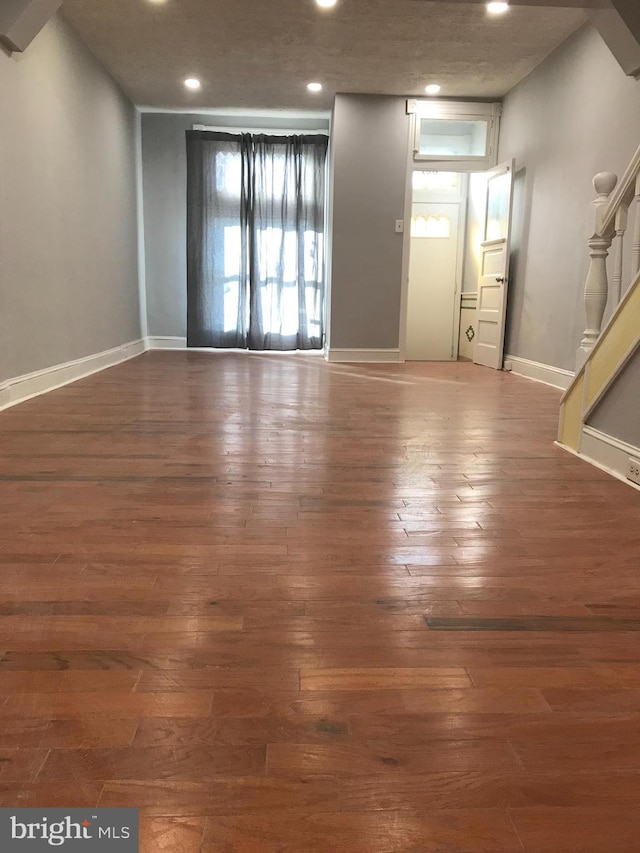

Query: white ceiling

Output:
[61, 0, 588, 112]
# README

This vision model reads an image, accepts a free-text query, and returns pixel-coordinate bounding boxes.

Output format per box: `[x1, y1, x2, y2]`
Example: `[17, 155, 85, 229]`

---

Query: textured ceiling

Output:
[61, 0, 587, 111]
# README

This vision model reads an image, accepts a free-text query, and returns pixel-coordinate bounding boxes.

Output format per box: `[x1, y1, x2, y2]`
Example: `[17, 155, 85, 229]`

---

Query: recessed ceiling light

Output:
[184, 78, 201, 91]
[316, 0, 337, 7]
[307, 82, 323, 92]
[487, 1, 509, 14]
[425, 84, 441, 95]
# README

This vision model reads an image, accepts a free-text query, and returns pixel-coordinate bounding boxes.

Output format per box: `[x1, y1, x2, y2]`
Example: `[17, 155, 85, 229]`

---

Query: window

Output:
[186, 131, 328, 350]
[213, 149, 324, 338]
[407, 100, 501, 171]
[417, 119, 488, 158]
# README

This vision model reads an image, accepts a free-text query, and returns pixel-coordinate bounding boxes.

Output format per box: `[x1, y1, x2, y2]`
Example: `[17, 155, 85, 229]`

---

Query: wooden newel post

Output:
[577, 172, 618, 371]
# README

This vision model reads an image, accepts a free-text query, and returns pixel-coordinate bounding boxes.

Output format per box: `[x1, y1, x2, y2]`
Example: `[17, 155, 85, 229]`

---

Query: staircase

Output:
[558, 145, 640, 463]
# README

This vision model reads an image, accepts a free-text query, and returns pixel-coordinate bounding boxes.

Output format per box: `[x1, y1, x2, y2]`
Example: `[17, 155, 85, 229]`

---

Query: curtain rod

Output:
[193, 124, 329, 136]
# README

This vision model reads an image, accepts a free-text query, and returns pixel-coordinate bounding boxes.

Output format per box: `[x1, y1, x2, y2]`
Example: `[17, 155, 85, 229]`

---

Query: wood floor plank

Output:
[509, 739, 640, 772]
[347, 711, 640, 744]
[199, 809, 522, 852]
[38, 744, 266, 782]
[0, 781, 103, 808]
[0, 749, 49, 783]
[39, 718, 140, 749]
[99, 778, 341, 816]
[339, 769, 640, 812]
[300, 668, 472, 691]
[2, 691, 214, 717]
[0, 671, 140, 693]
[135, 669, 300, 692]
[509, 807, 640, 852]
[209, 688, 409, 718]
[139, 816, 206, 853]
[266, 740, 522, 776]
[401, 688, 550, 714]
[0, 650, 195, 671]
[132, 715, 349, 748]
[468, 664, 640, 689]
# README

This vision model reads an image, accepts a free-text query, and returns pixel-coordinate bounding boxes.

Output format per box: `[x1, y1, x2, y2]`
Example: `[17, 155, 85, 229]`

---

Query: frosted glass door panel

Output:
[485, 170, 511, 241]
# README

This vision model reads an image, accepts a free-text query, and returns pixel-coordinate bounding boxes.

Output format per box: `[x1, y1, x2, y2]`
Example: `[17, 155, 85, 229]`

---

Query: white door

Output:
[473, 160, 515, 370]
[406, 202, 460, 360]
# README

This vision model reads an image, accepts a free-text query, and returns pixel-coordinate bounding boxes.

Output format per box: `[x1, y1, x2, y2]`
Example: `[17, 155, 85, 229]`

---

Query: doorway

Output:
[404, 163, 514, 367]
[406, 171, 466, 361]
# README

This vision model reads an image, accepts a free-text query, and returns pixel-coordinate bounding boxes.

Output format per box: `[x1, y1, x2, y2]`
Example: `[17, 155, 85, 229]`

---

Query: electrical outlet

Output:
[628, 458, 640, 486]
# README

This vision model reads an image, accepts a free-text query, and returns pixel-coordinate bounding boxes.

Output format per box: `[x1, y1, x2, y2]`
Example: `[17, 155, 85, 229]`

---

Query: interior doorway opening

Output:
[404, 162, 514, 367]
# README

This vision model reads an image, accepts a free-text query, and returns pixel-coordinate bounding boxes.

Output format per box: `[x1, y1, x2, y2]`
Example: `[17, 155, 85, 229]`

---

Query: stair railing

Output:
[577, 144, 640, 370]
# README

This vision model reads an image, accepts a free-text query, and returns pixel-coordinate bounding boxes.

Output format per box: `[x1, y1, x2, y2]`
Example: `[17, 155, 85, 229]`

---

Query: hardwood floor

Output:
[1, 352, 640, 851]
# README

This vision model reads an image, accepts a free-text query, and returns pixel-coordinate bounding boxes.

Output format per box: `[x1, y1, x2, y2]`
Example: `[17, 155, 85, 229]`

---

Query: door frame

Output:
[404, 181, 468, 361]
[399, 162, 471, 363]
[399, 114, 506, 364]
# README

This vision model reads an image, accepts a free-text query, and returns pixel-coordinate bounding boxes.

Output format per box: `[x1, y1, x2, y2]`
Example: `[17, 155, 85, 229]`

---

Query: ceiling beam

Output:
[588, 0, 640, 77]
[608, 0, 640, 42]
[0, 0, 62, 53]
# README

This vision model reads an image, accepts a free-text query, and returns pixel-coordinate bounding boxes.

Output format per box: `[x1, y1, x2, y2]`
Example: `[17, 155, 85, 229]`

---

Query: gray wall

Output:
[329, 95, 409, 350]
[0, 12, 140, 384]
[499, 23, 640, 372]
[141, 113, 330, 338]
[588, 349, 640, 447]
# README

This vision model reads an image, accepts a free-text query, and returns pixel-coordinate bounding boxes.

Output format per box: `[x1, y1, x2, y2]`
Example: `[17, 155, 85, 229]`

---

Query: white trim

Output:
[146, 336, 187, 349]
[451, 179, 469, 361]
[326, 348, 403, 363]
[407, 100, 501, 119]
[0, 339, 146, 413]
[193, 124, 329, 136]
[145, 338, 325, 356]
[398, 118, 414, 362]
[134, 111, 148, 338]
[138, 106, 331, 119]
[556, 426, 640, 493]
[504, 354, 575, 390]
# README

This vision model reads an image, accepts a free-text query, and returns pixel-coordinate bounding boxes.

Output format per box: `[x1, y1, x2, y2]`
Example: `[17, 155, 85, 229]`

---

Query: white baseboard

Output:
[504, 354, 574, 390]
[146, 336, 187, 349]
[326, 348, 403, 363]
[0, 338, 147, 413]
[145, 338, 327, 356]
[556, 426, 640, 492]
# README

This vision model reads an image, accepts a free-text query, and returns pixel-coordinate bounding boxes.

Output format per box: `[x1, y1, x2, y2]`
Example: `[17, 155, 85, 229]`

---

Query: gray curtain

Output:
[186, 130, 328, 350]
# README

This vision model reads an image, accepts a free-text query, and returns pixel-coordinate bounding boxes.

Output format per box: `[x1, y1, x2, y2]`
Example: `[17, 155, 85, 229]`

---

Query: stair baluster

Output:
[612, 204, 628, 306]
[577, 171, 617, 370]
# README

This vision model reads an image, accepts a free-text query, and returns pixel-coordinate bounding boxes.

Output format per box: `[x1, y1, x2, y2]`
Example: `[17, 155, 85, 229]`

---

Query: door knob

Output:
[495, 276, 506, 283]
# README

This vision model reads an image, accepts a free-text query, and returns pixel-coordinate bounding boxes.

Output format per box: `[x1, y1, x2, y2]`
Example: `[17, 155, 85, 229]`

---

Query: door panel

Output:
[406, 202, 460, 361]
[473, 160, 515, 370]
